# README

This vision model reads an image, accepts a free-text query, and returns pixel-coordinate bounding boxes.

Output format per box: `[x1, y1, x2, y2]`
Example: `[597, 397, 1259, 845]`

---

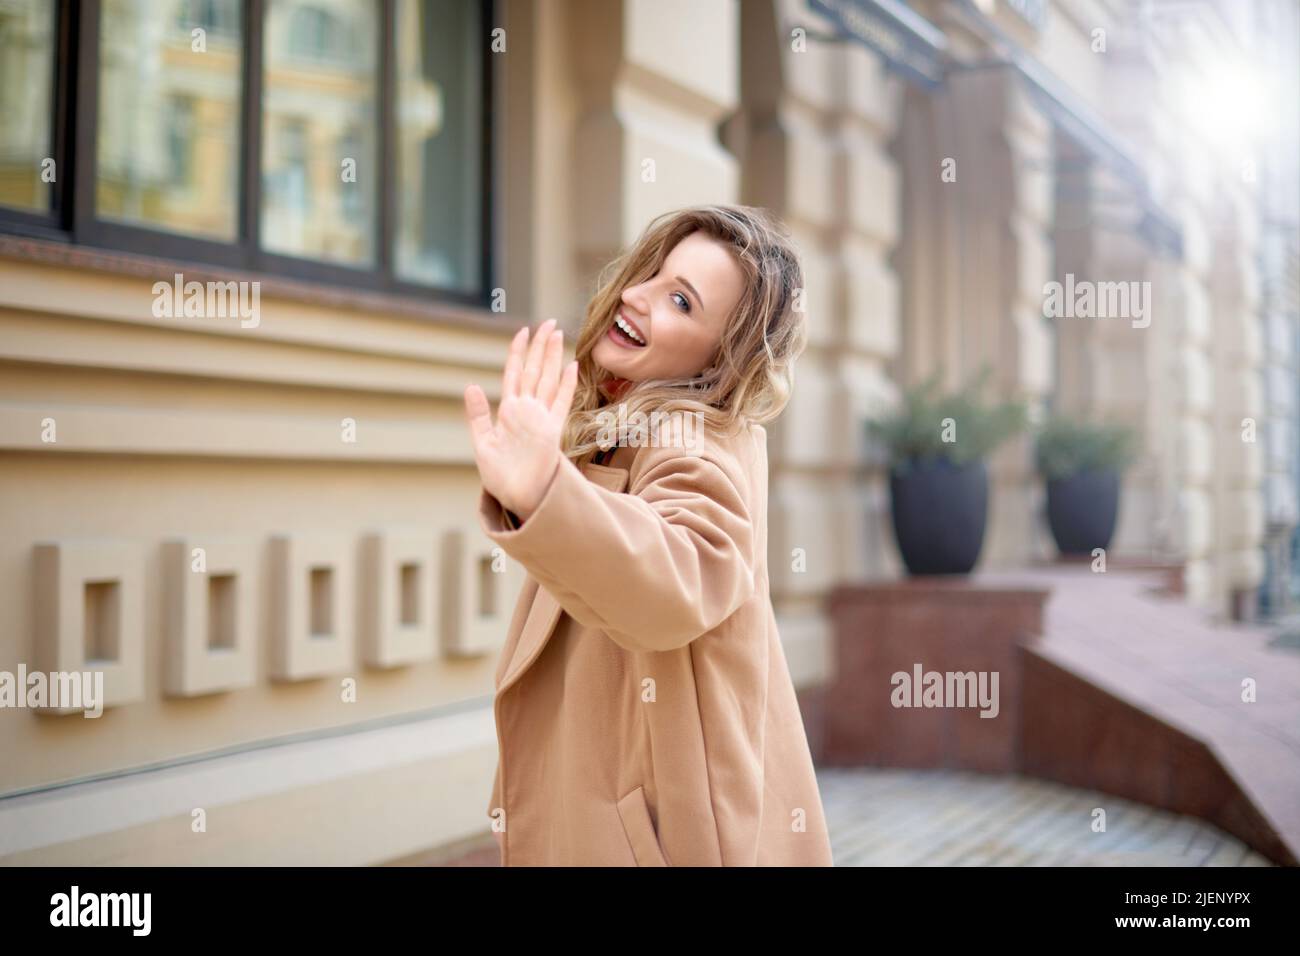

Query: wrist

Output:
[511, 452, 562, 522]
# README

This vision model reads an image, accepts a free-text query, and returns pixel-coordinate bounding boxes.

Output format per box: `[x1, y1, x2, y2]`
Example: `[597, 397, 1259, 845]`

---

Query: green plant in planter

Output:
[1035, 416, 1139, 556]
[1034, 417, 1138, 479]
[866, 371, 1028, 575]
[868, 371, 1029, 472]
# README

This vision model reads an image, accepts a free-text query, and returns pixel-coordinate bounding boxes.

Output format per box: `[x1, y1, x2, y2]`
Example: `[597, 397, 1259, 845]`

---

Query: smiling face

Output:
[592, 230, 747, 387]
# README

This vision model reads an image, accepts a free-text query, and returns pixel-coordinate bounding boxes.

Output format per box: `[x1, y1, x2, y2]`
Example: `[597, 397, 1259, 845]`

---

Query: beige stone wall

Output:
[2, 0, 542, 864]
[0, 254, 516, 861]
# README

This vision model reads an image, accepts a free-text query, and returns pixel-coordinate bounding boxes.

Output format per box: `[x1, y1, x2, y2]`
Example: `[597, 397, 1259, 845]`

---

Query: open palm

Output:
[463, 318, 579, 519]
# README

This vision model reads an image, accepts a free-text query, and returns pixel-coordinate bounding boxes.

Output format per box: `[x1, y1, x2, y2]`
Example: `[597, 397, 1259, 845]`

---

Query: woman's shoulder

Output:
[627, 417, 765, 492]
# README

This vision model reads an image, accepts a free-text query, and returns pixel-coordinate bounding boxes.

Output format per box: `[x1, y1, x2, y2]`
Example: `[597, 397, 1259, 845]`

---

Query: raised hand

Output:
[463, 318, 579, 520]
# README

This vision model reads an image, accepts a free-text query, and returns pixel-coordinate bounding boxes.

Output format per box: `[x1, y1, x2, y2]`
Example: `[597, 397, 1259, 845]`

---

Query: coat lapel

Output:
[496, 460, 630, 695]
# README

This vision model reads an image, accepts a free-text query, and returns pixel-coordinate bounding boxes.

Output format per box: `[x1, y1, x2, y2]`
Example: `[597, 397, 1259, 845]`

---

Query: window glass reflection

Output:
[261, 0, 377, 266]
[394, 0, 483, 291]
[96, 0, 242, 239]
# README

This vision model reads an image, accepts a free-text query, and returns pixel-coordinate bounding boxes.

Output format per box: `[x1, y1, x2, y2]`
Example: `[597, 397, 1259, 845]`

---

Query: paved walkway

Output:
[982, 564, 1300, 863]
[413, 766, 1272, 866]
[821, 767, 1274, 866]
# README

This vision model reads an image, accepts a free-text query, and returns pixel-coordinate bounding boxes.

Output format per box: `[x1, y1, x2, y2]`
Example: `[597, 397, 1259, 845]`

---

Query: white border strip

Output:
[0, 706, 495, 857]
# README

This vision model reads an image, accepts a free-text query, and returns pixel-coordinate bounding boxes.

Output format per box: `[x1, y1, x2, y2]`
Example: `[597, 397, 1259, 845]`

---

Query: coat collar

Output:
[495, 456, 630, 695]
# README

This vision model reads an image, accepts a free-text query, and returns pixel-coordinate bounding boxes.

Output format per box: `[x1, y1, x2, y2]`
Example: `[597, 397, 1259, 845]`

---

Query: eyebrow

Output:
[675, 275, 704, 311]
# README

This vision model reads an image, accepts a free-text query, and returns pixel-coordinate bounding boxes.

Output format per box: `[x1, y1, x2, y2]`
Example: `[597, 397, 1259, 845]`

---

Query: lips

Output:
[607, 324, 641, 350]
[613, 310, 648, 347]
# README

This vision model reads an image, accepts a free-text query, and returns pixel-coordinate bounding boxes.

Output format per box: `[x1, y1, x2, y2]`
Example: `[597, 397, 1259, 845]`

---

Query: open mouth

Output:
[609, 312, 648, 348]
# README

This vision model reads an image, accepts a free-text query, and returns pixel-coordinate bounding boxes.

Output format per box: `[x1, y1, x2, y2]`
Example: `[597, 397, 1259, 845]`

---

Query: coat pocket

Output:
[616, 786, 670, 867]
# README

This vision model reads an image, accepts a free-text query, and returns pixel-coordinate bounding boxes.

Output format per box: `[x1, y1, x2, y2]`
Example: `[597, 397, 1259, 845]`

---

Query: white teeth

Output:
[615, 315, 646, 345]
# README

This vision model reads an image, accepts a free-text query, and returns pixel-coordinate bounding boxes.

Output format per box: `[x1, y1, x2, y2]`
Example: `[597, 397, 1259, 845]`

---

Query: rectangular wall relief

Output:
[33, 540, 145, 712]
[359, 530, 437, 668]
[162, 537, 259, 696]
[269, 534, 356, 681]
[439, 526, 522, 659]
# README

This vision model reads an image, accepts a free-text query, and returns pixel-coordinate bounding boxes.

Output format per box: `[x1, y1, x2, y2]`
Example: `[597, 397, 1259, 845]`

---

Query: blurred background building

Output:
[1, 0, 1297, 864]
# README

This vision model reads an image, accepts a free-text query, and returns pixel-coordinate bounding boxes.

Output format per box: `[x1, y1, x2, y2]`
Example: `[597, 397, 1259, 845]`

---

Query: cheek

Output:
[655, 319, 688, 350]
[654, 322, 714, 371]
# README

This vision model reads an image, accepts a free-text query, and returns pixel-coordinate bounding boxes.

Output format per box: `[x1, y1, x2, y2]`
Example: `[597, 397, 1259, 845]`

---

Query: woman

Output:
[463, 204, 833, 866]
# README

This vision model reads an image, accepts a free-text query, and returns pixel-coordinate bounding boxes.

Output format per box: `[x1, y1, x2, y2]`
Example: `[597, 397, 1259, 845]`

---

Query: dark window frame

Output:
[0, 0, 496, 309]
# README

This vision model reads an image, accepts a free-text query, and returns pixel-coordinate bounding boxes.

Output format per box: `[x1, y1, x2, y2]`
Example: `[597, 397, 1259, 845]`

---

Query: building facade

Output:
[1, 0, 1295, 864]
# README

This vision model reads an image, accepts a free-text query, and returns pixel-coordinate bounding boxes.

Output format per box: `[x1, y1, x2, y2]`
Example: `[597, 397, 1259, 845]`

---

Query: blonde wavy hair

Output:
[561, 204, 808, 464]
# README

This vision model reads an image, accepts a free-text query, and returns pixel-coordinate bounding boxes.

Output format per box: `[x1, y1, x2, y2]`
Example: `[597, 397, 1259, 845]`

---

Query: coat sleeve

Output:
[476, 445, 756, 653]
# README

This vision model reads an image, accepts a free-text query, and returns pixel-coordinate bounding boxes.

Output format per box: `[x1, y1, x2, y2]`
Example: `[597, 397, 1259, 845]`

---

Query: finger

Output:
[520, 318, 555, 398]
[464, 383, 494, 451]
[536, 329, 564, 407]
[550, 360, 579, 426]
[502, 326, 528, 400]
[519, 318, 553, 398]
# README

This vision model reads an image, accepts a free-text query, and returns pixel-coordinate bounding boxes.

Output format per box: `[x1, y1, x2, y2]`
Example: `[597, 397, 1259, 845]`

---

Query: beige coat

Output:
[478, 420, 833, 866]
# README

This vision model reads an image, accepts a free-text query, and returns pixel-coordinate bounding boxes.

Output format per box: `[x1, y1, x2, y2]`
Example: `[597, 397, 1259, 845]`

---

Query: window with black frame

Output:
[0, 0, 492, 304]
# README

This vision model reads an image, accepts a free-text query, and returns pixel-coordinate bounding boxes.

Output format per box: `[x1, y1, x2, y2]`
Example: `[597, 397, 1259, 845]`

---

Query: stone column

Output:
[1050, 146, 1169, 561]
[1255, 0, 1300, 618]
[568, 0, 740, 281]
[896, 64, 1055, 568]
[1072, 18, 1217, 607]
[729, 0, 903, 685]
[1208, 184, 1266, 619]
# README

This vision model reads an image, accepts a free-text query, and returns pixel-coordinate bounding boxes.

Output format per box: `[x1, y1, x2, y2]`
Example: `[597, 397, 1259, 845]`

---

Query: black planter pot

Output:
[889, 458, 989, 575]
[1046, 468, 1120, 555]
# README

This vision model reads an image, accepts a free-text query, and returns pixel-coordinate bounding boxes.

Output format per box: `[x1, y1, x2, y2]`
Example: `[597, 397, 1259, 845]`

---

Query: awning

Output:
[943, 1, 1184, 258]
[808, 0, 947, 89]
[805, 0, 1184, 259]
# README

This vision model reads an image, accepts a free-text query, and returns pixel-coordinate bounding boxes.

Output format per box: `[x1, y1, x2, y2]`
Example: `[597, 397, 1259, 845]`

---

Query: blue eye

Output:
[672, 292, 691, 313]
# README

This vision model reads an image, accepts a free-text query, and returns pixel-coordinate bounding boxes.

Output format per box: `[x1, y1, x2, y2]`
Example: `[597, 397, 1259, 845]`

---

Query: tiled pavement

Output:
[412, 765, 1272, 866]
[994, 564, 1300, 864]
[820, 767, 1273, 866]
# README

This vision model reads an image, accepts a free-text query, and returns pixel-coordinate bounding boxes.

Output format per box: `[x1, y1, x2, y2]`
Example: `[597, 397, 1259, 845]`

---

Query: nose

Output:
[621, 282, 650, 316]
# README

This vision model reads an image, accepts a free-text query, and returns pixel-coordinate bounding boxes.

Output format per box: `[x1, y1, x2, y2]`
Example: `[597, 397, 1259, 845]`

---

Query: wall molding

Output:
[0, 308, 504, 400]
[0, 401, 473, 462]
